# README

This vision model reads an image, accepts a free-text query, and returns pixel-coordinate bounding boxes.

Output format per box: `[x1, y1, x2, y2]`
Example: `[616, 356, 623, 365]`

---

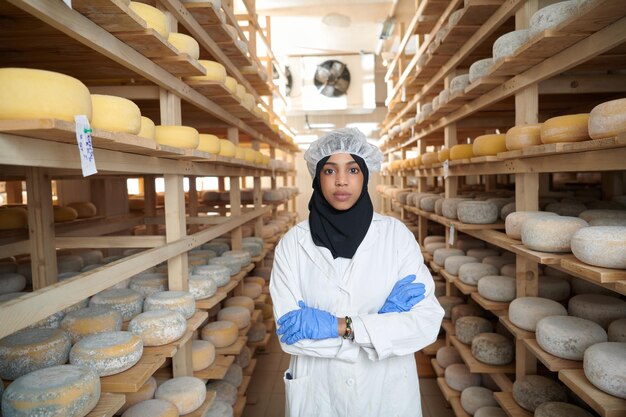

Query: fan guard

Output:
[313, 59, 350, 98]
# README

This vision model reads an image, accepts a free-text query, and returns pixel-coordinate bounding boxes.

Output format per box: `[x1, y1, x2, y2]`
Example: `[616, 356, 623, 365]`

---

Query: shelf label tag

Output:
[448, 224, 455, 245]
[62, 0, 72, 8]
[75, 115, 97, 177]
[443, 160, 449, 179]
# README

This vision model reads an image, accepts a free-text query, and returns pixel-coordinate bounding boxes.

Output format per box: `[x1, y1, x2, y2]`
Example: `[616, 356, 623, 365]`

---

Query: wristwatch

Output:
[343, 316, 354, 341]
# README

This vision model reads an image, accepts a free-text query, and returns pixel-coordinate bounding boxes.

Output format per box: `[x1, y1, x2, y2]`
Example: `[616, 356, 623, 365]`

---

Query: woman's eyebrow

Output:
[323, 161, 358, 167]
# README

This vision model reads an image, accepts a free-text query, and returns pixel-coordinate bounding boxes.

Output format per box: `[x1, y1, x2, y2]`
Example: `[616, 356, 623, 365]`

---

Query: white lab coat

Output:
[270, 212, 445, 417]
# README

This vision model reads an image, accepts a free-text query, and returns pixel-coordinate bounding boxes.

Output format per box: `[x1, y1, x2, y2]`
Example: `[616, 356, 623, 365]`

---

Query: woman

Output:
[270, 128, 444, 417]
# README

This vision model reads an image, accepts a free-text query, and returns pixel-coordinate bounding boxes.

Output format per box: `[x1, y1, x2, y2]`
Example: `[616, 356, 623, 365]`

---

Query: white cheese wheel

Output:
[478, 275, 516, 302]
[129, 310, 187, 346]
[505, 211, 557, 239]
[444, 363, 482, 392]
[436, 346, 463, 368]
[438, 296, 465, 319]
[207, 380, 237, 406]
[1, 364, 100, 417]
[529, 0, 582, 38]
[505, 124, 542, 150]
[224, 363, 243, 387]
[458, 263, 499, 286]
[194, 264, 231, 287]
[192, 339, 216, 371]
[209, 256, 240, 275]
[469, 58, 495, 83]
[144, 291, 196, 319]
[167, 32, 200, 59]
[54, 206, 78, 222]
[0, 328, 71, 380]
[0, 273, 26, 294]
[536, 315, 607, 360]
[509, 297, 568, 331]
[129, 273, 168, 297]
[450, 74, 470, 94]
[608, 318, 626, 342]
[91, 94, 141, 134]
[538, 275, 570, 301]
[512, 375, 567, 412]
[201, 320, 238, 347]
[117, 377, 157, 414]
[217, 306, 251, 330]
[129, 1, 168, 38]
[60, 306, 123, 344]
[155, 376, 207, 414]
[474, 407, 506, 417]
[457, 201, 499, 224]
[473, 134, 507, 156]
[568, 294, 626, 329]
[219, 139, 236, 157]
[204, 400, 234, 417]
[541, 114, 590, 144]
[0, 68, 92, 122]
[521, 216, 588, 252]
[579, 209, 626, 226]
[545, 202, 587, 217]
[433, 248, 465, 267]
[445, 256, 479, 276]
[571, 226, 626, 269]
[67, 202, 97, 219]
[122, 399, 179, 417]
[471, 333, 513, 365]
[424, 235, 446, 245]
[493, 29, 529, 62]
[456, 316, 493, 345]
[90, 288, 143, 321]
[70, 331, 143, 376]
[138, 116, 155, 140]
[189, 274, 218, 300]
[589, 98, 626, 139]
[584, 342, 626, 399]
[155, 125, 199, 149]
[482, 256, 510, 270]
[425, 242, 446, 255]
[534, 402, 594, 417]
[461, 386, 497, 415]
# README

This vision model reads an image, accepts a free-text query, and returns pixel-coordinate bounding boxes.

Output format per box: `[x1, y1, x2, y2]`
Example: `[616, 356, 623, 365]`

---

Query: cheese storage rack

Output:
[377, 1, 626, 417]
[0, 0, 296, 415]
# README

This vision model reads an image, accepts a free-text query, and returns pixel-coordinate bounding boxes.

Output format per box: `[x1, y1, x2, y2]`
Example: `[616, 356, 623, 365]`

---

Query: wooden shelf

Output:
[423, 338, 446, 356]
[188, 311, 209, 332]
[509, 244, 571, 265]
[237, 375, 252, 397]
[559, 257, 626, 284]
[463, 229, 519, 253]
[498, 136, 626, 160]
[430, 260, 443, 273]
[234, 395, 246, 417]
[184, 391, 217, 417]
[524, 339, 583, 372]
[499, 316, 534, 340]
[86, 392, 126, 417]
[432, 358, 445, 377]
[243, 358, 258, 377]
[196, 291, 227, 310]
[194, 354, 235, 380]
[442, 319, 455, 336]
[247, 332, 270, 349]
[470, 293, 509, 316]
[72, 0, 146, 33]
[454, 277, 478, 295]
[184, 1, 226, 26]
[215, 336, 248, 355]
[143, 330, 193, 358]
[450, 335, 516, 374]
[559, 369, 626, 417]
[490, 373, 513, 392]
[450, 396, 472, 417]
[437, 377, 461, 402]
[100, 352, 166, 393]
[494, 391, 532, 417]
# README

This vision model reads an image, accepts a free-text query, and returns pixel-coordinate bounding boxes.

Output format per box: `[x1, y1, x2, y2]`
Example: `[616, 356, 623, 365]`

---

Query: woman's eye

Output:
[349, 167, 360, 174]
[323, 168, 335, 175]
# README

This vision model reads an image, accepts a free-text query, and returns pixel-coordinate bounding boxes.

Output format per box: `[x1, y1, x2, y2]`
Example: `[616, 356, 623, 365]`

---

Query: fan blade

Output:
[320, 85, 336, 98]
[315, 66, 331, 83]
[330, 61, 346, 78]
[335, 78, 349, 93]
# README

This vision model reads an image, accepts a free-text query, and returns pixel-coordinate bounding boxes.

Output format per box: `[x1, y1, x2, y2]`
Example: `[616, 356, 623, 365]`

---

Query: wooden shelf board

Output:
[559, 369, 626, 417]
[252, 309, 262, 323]
[87, 392, 126, 417]
[188, 311, 209, 332]
[116, 29, 179, 58]
[184, 2, 226, 26]
[430, 260, 443, 273]
[560, 257, 626, 284]
[470, 156, 501, 163]
[423, 337, 446, 356]
[499, 316, 535, 340]
[243, 358, 258, 377]
[234, 395, 246, 417]
[100, 352, 165, 393]
[237, 375, 252, 397]
[490, 373, 513, 392]
[247, 332, 271, 349]
[490, 56, 541, 77]
[615, 281, 626, 296]
[154, 53, 206, 77]
[450, 335, 516, 374]
[432, 358, 445, 377]
[450, 395, 472, 417]
[557, 0, 626, 33]
[494, 391, 533, 417]
[497, 137, 626, 160]
[464, 229, 519, 252]
[72, 0, 146, 33]
[437, 377, 461, 402]
[204, 23, 236, 43]
[215, 335, 248, 355]
[239, 322, 252, 337]
[457, 0, 504, 26]
[442, 319, 455, 336]
[470, 292, 509, 316]
[194, 354, 235, 380]
[464, 76, 509, 98]
[184, 391, 217, 417]
[196, 291, 227, 310]
[143, 330, 193, 358]
[509, 244, 571, 265]
[524, 339, 583, 372]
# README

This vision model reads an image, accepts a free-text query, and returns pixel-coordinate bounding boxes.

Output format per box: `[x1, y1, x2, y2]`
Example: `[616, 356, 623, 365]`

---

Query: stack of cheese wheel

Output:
[155, 125, 199, 149]
[69, 331, 143, 376]
[129, 310, 187, 346]
[91, 94, 142, 134]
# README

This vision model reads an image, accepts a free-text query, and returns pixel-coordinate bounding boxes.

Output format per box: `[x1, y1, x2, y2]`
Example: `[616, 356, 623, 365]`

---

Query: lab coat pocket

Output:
[283, 370, 317, 417]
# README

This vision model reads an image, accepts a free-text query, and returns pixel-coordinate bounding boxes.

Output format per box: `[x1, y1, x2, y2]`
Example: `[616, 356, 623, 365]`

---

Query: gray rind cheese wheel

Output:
[529, 0, 583, 38]
[455, 238, 486, 252]
[482, 256, 510, 270]
[445, 256, 479, 275]
[536, 315, 607, 360]
[189, 274, 218, 300]
[144, 290, 196, 319]
[455, 316, 494, 345]
[89, 288, 143, 321]
[478, 275, 516, 302]
[545, 202, 587, 217]
[608, 318, 626, 342]
[207, 380, 238, 406]
[204, 400, 234, 417]
[474, 407, 507, 417]
[223, 363, 243, 388]
[500, 264, 515, 278]
[209, 256, 241, 276]
[424, 235, 445, 245]
[451, 304, 483, 324]
[425, 242, 446, 255]
[435, 198, 445, 215]
[457, 201, 499, 224]
[128, 310, 187, 346]
[500, 203, 516, 221]
[450, 74, 470, 95]
[509, 297, 568, 331]
[583, 342, 626, 399]
[194, 264, 230, 287]
[505, 211, 557, 240]
[129, 273, 168, 297]
[442, 198, 473, 220]
[248, 322, 266, 342]
[421, 196, 441, 213]
[534, 402, 594, 417]
[434, 248, 465, 267]
[579, 209, 626, 224]
[436, 346, 463, 368]
[469, 58, 495, 83]
[461, 386, 497, 415]
[458, 263, 499, 286]
[493, 29, 530, 62]
[438, 296, 465, 319]
[571, 226, 626, 269]
[471, 333, 513, 365]
[70, 331, 143, 376]
[538, 275, 570, 302]
[466, 249, 499, 262]
[521, 216, 589, 252]
[512, 375, 567, 411]
[444, 363, 482, 392]
[568, 294, 626, 329]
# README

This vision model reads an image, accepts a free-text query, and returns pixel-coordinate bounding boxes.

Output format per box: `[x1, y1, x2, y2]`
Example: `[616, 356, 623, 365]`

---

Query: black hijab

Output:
[308, 153, 373, 259]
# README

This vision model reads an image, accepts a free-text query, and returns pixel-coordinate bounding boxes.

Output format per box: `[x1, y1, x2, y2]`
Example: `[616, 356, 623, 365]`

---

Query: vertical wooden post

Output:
[417, 140, 428, 246]
[228, 127, 242, 251]
[25, 168, 57, 289]
[144, 175, 158, 235]
[188, 176, 198, 234]
[252, 141, 264, 236]
[400, 149, 408, 221]
[164, 174, 188, 291]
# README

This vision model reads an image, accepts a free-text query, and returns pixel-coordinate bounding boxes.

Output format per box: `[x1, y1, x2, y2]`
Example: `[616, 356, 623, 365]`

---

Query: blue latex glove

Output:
[379, 274, 426, 313]
[276, 301, 338, 345]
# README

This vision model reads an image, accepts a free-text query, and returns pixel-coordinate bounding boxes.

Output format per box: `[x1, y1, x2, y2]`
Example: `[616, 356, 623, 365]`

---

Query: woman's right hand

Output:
[378, 274, 426, 314]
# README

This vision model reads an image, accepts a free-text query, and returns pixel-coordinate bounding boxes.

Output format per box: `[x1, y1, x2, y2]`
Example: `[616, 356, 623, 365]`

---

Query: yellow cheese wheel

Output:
[260, 154, 270, 165]
[70, 331, 143, 376]
[438, 148, 450, 162]
[244, 276, 266, 287]
[414, 155, 423, 167]
[234, 146, 245, 160]
[197, 133, 221, 154]
[122, 399, 179, 417]
[473, 134, 507, 156]
[588, 98, 626, 139]
[155, 125, 199, 149]
[541, 113, 590, 144]
[138, 116, 156, 140]
[219, 139, 236, 157]
[186, 60, 227, 82]
[201, 320, 238, 347]
[224, 296, 254, 313]
[505, 124, 542, 150]
[60, 306, 123, 344]
[243, 282, 262, 299]
[0, 207, 28, 230]
[421, 152, 439, 166]
[235, 84, 246, 100]
[450, 144, 475, 160]
[243, 148, 257, 163]
[91, 94, 141, 134]
[1, 365, 100, 417]
[117, 377, 157, 414]
[217, 306, 250, 329]
[155, 377, 206, 415]
[67, 202, 97, 218]
[129, 2, 168, 38]
[128, 310, 187, 346]
[225, 76, 237, 93]
[54, 205, 78, 222]
[167, 33, 200, 60]
[191, 339, 216, 371]
[0, 68, 92, 122]
[0, 328, 71, 380]
[243, 93, 255, 110]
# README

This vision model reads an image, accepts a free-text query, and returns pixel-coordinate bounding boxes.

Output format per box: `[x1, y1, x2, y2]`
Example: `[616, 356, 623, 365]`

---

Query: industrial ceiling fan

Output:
[313, 59, 350, 97]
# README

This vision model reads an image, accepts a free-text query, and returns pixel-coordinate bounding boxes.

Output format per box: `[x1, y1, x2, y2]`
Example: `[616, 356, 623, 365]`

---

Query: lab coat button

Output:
[346, 378, 354, 387]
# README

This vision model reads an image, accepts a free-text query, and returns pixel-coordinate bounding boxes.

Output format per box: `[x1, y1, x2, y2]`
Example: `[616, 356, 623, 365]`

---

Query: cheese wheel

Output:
[505, 211, 557, 240]
[122, 399, 179, 417]
[192, 339, 216, 371]
[224, 76, 237, 93]
[70, 331, 142, 376]
[129, 2, 168, 38]
[521, 216, 588, 252]
[536, 315, 607, 360]
[545, 201, 587, 217]
[450, 144, 474, 160]
[193, 264, 230, 287]
[167, 33, 200, 59]
[224, 296, 254, 313]
[458, 263, 499, 286]
[130, 273, 168, 297]
[493, 29, 529, 62]
[209, 256, 240, 275]
[541, 114, 590, 144]
[222, 250, 251, 268]
[0, 328, 71, 380]
[155, 376, 207, 414]
[241, 242, 262, 257]
[478, 275, 516, 302]
[235, 345, 252, 368]
[54, 205, 78, 222]
[197, 133, 221, 154]
[57, 255, 84, 273]
[608, 318, 626, 342]
[217, 306, 250, 330]
[450, 74, 470, 94]
[509, 297, 568, 331]
[421, 152, 439, 165]
[243, 148, 257, 163]
[138, 116, 155, 140]
[584, 342, 626, 399]
[571, 226, 626, 269]
[129, 310, 187, 346]
[469, 58, 495, 83]
[512, 375, 567, 412]
[206, 380, 237, 406]
[436, 346, 463, 368]
[186, 60, 227, 83]
[456, 316, 493, 345]
[588, 98, 626, 139]
[117, 377, 158, 414]
[234, 146, 245, 160]
[67, 202, 97, 219]
[90, 289, 143, 321]
[0, 67, 92, 122]
[444, 363, 481, 392]
[60, 306, 123, 344]
[461, 386, 497, 415]
[0, 273, 26, 295]
[1, 364, 100, 417]
[568, 294, 626, 329]
[235, 84, 246, 100]
[505, 124, 542, 150]
[534, 402, 594, 417]
[242, 282, 263, 299]
[433, 248, 465, 267]
[201, 320, 238, 347]
[219, 139, 236, 157]
[248, 322, 267, 343]
[242, 93, 255, 110]
[473, 134, 507, 156]
[189, 274, 218, 300]
[438, 296, 465, 319]
[529, 0, 581, 38]
[438, 148, 450, 162]
[471, 333, 514, 365]
[91, 94, 141, 134]
[144, 291, 196, 319]
[155, 125, 199, 149]
[445, 256, 479, 276]
[458, 201, 499, 224]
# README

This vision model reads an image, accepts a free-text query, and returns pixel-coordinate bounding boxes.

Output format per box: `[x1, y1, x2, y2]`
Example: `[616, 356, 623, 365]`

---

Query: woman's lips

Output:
[333, 192, 351, 201]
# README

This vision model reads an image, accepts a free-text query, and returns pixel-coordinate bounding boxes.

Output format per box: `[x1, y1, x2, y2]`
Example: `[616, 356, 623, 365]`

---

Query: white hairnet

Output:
[303, 128, 384, 177]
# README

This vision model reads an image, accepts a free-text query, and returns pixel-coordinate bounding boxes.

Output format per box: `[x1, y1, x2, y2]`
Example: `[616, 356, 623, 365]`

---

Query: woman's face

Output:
[319, 153, 364, 210]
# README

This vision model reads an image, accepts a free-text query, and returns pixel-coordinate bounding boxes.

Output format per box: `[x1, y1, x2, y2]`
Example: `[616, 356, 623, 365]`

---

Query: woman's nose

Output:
[335, 173, 347, 186]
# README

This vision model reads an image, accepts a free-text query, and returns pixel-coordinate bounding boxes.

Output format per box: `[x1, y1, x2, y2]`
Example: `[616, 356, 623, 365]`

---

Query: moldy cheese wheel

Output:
[91, 94, 142, 134]
[505, 124, 542, 150]
[69, 331, 143, 376]
[473, 134, 507, 156]
[541, 114, 590, 144]
[60, 306, 123, 344]
[155, 125, 199, 149]
[128, 310, 187, 346]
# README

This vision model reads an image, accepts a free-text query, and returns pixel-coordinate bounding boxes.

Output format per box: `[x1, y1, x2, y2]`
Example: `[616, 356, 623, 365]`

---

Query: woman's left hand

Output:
[276, 301, 339, 345]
